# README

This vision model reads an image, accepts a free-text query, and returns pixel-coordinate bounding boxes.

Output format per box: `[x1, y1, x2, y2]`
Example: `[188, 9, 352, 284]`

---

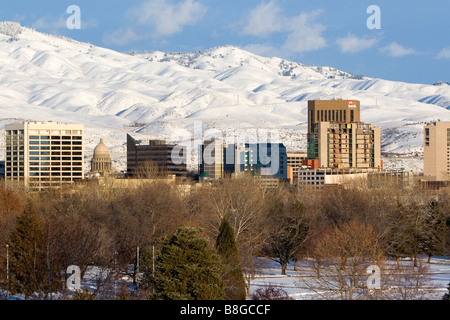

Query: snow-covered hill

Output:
[0, 22, 449, 173]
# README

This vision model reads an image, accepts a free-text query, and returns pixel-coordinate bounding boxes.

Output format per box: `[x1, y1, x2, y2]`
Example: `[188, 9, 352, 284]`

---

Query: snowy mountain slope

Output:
[0, 22, 449, 173]
[143, 46, 360, 80]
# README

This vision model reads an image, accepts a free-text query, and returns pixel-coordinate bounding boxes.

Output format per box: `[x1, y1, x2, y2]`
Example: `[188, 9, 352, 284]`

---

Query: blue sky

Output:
[2, 0, 449, 84]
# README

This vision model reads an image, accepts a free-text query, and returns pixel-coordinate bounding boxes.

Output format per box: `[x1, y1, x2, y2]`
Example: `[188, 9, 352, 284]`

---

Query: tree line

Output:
[0, 175, 449, 300]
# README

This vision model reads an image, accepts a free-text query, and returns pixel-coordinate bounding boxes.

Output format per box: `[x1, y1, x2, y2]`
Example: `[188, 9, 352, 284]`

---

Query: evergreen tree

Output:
[384, 202, 414, 267]
[421, 201, 446, 263]
[443, 283, 450, 300]
[8, 201, 48, 299]
[385, 201, 440, 267]
[142, 226, 225, 300]
[216, 217, 246, 300]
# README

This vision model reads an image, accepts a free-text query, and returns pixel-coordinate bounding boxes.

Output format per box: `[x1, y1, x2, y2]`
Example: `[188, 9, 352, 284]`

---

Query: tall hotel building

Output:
[307, 99, 381, 170]
[424, 121, 450, 181]
[4, 121, 84, 191]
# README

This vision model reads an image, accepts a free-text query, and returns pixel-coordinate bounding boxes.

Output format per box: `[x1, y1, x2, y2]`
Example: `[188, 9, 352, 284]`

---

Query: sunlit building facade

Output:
[4, 121, 84, 190]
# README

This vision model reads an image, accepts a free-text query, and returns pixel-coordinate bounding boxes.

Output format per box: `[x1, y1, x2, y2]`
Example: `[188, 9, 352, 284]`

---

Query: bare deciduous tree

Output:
[304, 221, 382, 300]
[261, 190, 311, 275]
[360, 258, 439, 300]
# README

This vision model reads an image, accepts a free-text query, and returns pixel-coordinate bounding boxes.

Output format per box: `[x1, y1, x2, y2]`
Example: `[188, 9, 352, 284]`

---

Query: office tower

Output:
[307, 99, 381, 170]
[237, 143, 287, 179]
[127, 134, 186, 177]
[4, 121, 84, 191]
[198, 139, 238, 180]
[286, 152, 308, 184]
[199, 140, 287, 180]
[424, 121, 450, 181]
[198, 139, 224, 180]
[307, 99, 360, 139]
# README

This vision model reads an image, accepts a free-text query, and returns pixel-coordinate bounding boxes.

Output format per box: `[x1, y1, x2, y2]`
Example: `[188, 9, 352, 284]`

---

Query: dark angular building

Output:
[126, 134, 186, 177]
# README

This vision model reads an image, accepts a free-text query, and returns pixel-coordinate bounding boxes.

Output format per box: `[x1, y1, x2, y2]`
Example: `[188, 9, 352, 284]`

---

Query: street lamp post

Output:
[6, 244, 9, 300]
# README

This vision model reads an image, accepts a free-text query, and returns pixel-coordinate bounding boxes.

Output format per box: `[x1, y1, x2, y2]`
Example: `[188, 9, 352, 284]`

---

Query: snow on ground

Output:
[3, 255, 448, 300]
[249, 256, 450, 300]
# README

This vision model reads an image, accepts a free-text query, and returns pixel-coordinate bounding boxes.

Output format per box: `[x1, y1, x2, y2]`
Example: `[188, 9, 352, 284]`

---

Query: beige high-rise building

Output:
[424, 121, 450, 181]
[4, 121, 84, 191]
[287, 152, 307, 184]
[312, 122, 381, 169]
[307, 99, 381, 170]
[307, 99, 360, 140]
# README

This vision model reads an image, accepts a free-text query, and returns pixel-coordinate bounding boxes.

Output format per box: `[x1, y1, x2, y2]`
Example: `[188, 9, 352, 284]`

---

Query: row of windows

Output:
[8, 150, 82, 156]
[299, 172, 324, 180]
[315, 109, 355, 122]
[6, 169, 24, 173]
[5, 173, 24, 177]
[29, 167, 83, 172]
[6, 164, 83, 170]
[6, 130, 82, 137]
[30, 151, 82, 160]
[5, 169, 83, 177]
[299, 181, 324, 186]
[5, 141, 23, 146]
[29, 140, 82, 145]
[29, 147, 68, 153]
[29, 135, 82, 140]
[7, 145, 82, 150]
[5, 130, 24, 135]
[29, 172, 83, 177]
[29, 151, 82, 155]
[299, 176, 325, 181]
[29, 162, 83, 166]
[7, 158, 82, 164]
[29, 178, 82, 182]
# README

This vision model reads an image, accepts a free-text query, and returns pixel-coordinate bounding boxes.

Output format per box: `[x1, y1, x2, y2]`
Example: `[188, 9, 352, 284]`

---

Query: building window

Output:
[447, 129, 450, 147]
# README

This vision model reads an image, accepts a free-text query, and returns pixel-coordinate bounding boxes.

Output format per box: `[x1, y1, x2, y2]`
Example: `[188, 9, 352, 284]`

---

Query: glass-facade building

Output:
[4, 121, 84, 191]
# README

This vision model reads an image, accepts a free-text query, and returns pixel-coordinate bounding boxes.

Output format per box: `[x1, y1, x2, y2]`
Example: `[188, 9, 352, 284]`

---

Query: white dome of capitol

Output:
[93, 138, 110, 156]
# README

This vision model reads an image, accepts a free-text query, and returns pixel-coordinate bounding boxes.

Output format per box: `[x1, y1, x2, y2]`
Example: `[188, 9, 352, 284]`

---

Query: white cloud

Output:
[437, 47, 450, 59]
[380, 42, 417, 57]
[281, 11, 327, 54]
[128, 0, 206, 36]
[242, 43, 281, 58]
[335, 33, 378, 54]
[32, 16, 67, 35]
[103, 28, 141, 46]
[104, 0, 206, 45]
[241, 1, 283, 37]
[241, 4, 327, 55]
[32, 16, 97, 35]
